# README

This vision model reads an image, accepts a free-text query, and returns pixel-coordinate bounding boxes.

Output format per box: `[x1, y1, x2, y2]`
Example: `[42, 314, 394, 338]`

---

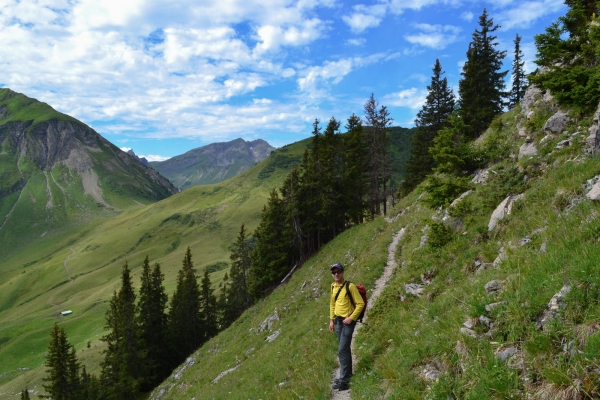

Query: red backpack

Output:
[334, 281, 368, 323]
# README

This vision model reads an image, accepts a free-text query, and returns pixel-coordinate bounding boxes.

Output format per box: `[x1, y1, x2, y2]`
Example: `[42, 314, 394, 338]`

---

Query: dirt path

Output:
[330, 227, 405, 399]
[63, 247, 75, 281]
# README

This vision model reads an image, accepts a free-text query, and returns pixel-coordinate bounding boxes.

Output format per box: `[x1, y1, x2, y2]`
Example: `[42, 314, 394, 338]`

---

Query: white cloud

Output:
[342, 4, 387, 33]
[346, 38, 366, 46]
[496, 0, 564, 29]
[460, 11, 474, 21]
[120, 147, 132, 152]
[297, 54, 386, 98]
[143, 154, 171, 162]
[382, 88, 427, 109]
[405, 24, 461, 49]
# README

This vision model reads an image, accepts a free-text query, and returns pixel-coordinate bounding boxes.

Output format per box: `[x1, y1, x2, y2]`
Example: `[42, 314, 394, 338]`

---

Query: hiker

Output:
[329, 262, 365, 391]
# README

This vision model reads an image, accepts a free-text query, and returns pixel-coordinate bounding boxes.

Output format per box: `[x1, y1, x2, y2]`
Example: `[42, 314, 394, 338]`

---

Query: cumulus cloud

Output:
[382, 88, 427, 109]
[143, 154, 171, 162]
[404, 23, 461, 49]
[346, 38, 366, 46]
[342, 4, 387, 33]
[496, 0, 565, 29]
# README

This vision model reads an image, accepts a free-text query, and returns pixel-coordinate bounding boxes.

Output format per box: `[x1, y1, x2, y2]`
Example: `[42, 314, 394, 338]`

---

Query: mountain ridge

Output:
[150, 138, 275, 189]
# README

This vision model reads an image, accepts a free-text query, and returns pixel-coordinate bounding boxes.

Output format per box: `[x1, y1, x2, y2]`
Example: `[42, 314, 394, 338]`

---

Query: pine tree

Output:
[458, 9, 508, 138]
[403, 59, 455, 194]
[101, 263, 141, 400]
[79, 365, 103, 400]
[509, 34, 527, 109]
[136, 256, 170, 390]
[227, 224, 255, 311]
[199, 267, 219, 341]
[169, 247, 203, 363]
[43, 324, 80, 400]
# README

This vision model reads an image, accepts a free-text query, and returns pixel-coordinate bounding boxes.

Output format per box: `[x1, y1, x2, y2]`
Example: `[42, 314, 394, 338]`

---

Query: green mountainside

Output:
[150, 138, 276, 190]
[139, 92, 599, 398]
[0, 89, 178, 258]
[0, 112, 415, 396]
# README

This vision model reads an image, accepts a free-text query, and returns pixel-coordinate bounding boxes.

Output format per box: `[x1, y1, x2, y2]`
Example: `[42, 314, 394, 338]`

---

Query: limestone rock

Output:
[493, 247, 506, 267]
[585, 175, 600, 201]
[521, 86, 543, 115]
[544, 110, 570, 134]
[536, 285, 571, 330]
[555, 139, 571, 149]
[488, 194, 523, 231]
[485, 280, 504, 295]
[265, 329, 281, 342]
[259, 309, 280, 332]
[472, 168, 490, 184]
[518, 137, 538, 159]
[496, 347, 518, 363]
[405, 283, 425, 297]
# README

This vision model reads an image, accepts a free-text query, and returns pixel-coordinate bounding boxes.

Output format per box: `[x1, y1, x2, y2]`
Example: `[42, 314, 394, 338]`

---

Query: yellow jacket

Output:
[330, 281, 365, 321]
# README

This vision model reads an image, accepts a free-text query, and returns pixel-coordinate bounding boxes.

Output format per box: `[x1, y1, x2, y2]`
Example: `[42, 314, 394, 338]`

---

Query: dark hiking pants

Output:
[335, 317, 356, 384]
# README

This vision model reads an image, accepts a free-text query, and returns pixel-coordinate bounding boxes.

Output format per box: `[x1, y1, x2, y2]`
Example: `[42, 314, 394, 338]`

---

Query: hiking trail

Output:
[330, 227, 405, 400]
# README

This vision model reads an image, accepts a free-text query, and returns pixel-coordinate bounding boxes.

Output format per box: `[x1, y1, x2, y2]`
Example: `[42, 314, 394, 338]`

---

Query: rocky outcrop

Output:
[543, 110, 570, 134]
[488, 194, 524, 231]
[586, 102, 600, 152]
[518, 136, 538, 159]
[536, 285, 571, 330]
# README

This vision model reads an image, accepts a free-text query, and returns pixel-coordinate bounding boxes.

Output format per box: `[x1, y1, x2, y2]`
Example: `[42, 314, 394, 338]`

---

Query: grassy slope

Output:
[0, 139, 308, 396]
[144, 104, 600, 399]
[0, 126, 414, 397]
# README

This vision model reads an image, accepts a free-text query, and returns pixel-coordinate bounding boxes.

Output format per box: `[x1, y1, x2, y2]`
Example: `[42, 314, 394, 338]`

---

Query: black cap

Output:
[330, 262, 344, 271]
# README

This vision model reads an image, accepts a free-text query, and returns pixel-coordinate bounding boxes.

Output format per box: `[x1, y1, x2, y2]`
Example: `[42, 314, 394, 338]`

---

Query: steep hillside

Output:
[134, 89, 600, 399]
[0, 139, 309, 396]
[151, 138, 275, 190]
[0, 89, 178, 257]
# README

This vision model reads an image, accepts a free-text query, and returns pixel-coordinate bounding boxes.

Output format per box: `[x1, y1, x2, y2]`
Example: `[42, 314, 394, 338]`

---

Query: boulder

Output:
[419, 235, 428, 248]
[485, 280, 504, 295]
[543, 110, 570, 134]
[585, 175, 600, 201]
[488, 194, 523, 231]
[485, 301, 506, 312]
[460, 327, 477, 338]
[405, 283, 425, 297]
[518, 136, 538, 159]
[493, 247, 506, 267]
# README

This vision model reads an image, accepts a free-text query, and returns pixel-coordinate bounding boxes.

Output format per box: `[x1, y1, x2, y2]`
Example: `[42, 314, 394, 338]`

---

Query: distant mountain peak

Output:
[151, 137, 276, 189]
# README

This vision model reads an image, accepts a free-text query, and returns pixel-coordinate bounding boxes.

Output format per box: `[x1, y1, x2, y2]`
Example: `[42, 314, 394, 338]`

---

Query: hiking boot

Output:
[332, 382, 349, 391]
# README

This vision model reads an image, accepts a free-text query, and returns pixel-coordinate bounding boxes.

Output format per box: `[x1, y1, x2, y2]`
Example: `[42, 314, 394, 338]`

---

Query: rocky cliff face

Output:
[151, 138, 275, 189]
[0, 88, 178, 252]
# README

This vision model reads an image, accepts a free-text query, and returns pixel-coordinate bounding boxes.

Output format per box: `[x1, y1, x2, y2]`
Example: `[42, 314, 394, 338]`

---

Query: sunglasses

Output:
[331, 270, 342, 275]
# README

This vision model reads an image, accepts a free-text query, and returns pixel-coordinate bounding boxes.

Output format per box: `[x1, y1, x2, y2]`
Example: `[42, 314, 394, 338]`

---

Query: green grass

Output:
[0, 139, 310, 395]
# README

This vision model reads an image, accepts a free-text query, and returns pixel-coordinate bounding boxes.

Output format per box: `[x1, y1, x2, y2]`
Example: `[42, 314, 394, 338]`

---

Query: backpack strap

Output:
[333, 283, 345, 301]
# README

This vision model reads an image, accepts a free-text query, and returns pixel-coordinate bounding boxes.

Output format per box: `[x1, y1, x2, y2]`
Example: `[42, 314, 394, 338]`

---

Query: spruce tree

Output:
[136, 256, 170, 390]
[226, 224, 254, 311]
[363, 94, 393, 217]
[403, 59, 455, 194]
[80, 365, 103, 400]
[458, 9, 508, 138]
[343, 114, 367, 225]
[169, 247, 203, 363]
[101, 263, 141, 400]
[249, 191, 290, 298]
[529, 0, 600, 111]
[509, 34, 527, 109]
[43, 324, 80, 400]
[199, 268, 219, 341]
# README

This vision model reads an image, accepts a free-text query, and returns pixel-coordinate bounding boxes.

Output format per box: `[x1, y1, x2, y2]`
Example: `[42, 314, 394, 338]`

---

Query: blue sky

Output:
[0, 0, 566, 161]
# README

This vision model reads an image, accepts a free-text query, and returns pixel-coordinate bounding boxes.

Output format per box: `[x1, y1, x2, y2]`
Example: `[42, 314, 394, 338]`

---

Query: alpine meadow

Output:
[3, 2, 600, 400]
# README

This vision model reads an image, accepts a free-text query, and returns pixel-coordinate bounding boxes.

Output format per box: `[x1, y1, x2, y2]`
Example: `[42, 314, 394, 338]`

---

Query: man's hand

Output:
[343, 317, 353, 325]
[329, 320, 334, 332]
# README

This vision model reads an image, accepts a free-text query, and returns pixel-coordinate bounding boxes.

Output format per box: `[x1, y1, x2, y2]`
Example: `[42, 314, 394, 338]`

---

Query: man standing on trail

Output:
[329, 262, 365, 391]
